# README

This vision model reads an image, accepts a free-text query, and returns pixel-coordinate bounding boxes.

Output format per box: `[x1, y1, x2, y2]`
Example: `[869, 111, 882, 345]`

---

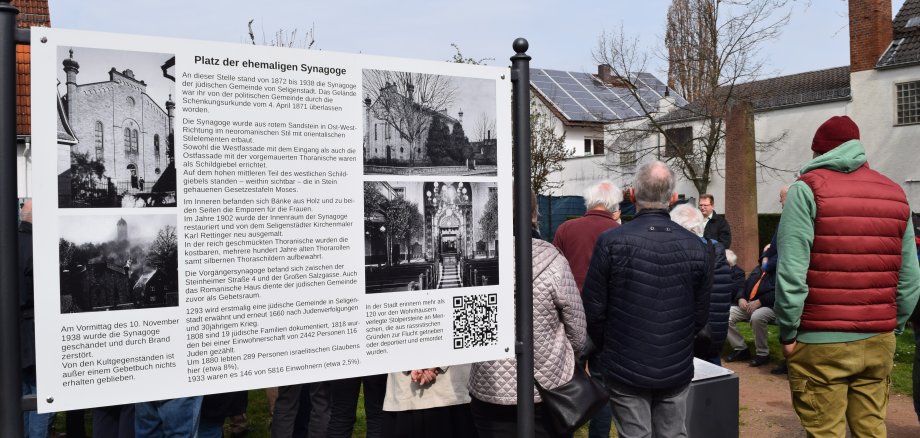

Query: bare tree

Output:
[447, 43, 494, 65]
[247, 19, 315, 49]
[530, 98, 571, 195]
[474, 113, 496, 142]
[147, 225, 177, 271]
[595, 0, 793, 194]
[363, 71, 458, 165]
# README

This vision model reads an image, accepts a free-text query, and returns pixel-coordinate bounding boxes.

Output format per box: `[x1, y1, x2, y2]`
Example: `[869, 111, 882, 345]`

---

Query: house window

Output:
[583, 138, 604, 155]
[385, 124, 391, 140]
[94, 121, 104, 160]
[664, 127, 692, 157]
[896, 81, 920, 125]
[125, 128, 138, 155]
[374, 124, 378, 140]
[154, 134, 161, 168]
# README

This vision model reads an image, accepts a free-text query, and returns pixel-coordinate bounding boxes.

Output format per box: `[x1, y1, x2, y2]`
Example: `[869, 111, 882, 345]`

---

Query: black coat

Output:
[704, 241, 733, 360]
[583, 209, 711, 390]
[19, 221, 35, 369]
[703, 213, 732, 249]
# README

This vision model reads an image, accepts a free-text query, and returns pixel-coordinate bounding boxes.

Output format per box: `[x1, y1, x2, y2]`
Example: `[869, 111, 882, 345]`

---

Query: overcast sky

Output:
[56, 46, 174, 110]
[47, 0, 906, 81]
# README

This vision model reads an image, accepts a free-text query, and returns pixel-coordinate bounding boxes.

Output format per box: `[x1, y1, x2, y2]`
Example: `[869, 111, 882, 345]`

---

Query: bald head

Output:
[633, 161, 676, 210]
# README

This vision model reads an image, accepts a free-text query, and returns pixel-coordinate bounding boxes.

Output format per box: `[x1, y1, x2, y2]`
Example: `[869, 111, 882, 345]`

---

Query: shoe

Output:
[749, 355, 770, 367]
[725, 349, 751, 362]
[771, 361, 788, 375]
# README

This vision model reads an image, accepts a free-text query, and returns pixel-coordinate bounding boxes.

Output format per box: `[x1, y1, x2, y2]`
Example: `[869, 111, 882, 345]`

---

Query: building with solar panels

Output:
[539, 0, 920, 219]
[533, 65, 685, 197]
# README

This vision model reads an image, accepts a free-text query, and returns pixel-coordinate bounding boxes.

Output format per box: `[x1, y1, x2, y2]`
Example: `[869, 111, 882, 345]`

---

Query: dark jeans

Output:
[92, 404, 134, 438]
[469, 396, 556, 438]
[587, 360, 613, 438]
[327, 375, 386, 438]
[272, 381, 331, 438]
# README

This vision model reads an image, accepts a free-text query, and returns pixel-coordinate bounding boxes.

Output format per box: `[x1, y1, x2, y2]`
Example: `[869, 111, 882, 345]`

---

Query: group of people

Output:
[550, 115, 920, 437]
[20, 114, 920, 438]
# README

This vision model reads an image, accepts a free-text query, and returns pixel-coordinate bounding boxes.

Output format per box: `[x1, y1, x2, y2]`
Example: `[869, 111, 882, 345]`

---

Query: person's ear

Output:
[629, 188, 636, 204]
[669, 192, 678, 206]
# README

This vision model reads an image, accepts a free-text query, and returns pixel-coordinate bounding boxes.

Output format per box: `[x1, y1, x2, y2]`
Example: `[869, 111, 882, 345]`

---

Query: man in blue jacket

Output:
[583, 161, 711, 438]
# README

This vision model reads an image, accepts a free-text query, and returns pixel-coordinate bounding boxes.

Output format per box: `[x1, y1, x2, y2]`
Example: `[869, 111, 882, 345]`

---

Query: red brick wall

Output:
[850, 0, 892, 73]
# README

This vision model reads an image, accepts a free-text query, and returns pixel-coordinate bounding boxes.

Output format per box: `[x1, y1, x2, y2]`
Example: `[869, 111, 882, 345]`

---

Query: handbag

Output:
[533, 364, 610, 436]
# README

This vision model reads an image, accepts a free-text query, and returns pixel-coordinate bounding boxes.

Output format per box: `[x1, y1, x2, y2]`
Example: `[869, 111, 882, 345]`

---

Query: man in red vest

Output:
[776, 115, 920, 437]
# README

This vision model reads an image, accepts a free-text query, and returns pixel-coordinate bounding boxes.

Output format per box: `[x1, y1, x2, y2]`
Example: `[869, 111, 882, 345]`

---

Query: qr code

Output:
[452, 293, 498, 349]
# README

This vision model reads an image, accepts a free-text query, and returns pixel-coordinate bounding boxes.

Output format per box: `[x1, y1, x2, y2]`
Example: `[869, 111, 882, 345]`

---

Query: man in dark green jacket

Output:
[776, 116, 920, 437]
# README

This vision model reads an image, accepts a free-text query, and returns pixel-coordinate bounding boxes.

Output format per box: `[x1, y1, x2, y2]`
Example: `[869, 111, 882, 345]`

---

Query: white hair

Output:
[669, 203, 704, 236]
[724, 249, 737, 267]
[584, 180, 623, 212]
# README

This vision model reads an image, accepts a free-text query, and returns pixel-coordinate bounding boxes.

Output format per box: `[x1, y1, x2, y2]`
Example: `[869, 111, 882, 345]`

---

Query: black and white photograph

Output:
[58, 214, 178, 313]
[364, 181, 498, 293]
[56, 46, 177, 208]
[363, 69, 497, 176]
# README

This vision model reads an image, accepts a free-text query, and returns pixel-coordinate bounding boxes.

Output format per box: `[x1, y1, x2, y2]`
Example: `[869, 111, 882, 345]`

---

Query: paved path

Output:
[724, 360, 920, 437]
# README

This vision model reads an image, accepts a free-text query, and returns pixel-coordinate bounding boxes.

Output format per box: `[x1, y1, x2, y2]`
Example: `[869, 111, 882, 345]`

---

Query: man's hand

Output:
[746, 300, 762, 315]
[738, 298, 749, 312]
[782, 341, 798, 358]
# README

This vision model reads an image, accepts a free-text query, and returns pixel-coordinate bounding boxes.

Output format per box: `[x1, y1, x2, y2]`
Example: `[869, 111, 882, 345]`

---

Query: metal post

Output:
[510, 38, 534, 438]
[0, 1, 23, 436]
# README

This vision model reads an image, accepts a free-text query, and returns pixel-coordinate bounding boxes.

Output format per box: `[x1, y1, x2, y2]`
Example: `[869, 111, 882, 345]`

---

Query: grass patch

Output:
[53, 327, 916, 437]
[732, 324, 915, 396]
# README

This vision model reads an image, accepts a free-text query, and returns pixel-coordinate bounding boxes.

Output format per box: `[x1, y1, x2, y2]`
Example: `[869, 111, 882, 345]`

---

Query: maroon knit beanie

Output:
[811, 115, 860, 155]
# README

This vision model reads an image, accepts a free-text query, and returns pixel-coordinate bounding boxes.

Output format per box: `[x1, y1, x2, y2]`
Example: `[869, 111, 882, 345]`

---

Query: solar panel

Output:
[532, 68, 683, 123]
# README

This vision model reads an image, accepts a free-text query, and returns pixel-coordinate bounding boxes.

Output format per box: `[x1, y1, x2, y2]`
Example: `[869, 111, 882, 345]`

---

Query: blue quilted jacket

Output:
[583, 209, 711, 389]
[704, 240, 733, 360]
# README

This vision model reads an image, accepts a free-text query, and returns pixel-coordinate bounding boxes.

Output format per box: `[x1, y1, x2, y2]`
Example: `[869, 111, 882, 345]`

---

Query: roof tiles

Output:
[13, 0, 50, 136]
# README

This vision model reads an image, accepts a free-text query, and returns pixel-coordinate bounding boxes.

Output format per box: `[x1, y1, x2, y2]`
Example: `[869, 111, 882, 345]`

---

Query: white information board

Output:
[30, 28, 514, 412]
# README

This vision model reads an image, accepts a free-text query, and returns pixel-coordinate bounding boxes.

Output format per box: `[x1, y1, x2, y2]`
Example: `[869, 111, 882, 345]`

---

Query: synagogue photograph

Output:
[58, 214, 179, 313]
[362, 69, 497, 176]
[55, 46, 177, 208]
[364, 181, 498, 293]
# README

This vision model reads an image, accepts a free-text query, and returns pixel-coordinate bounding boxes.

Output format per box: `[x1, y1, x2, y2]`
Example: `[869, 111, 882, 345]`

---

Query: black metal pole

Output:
[510, 38, 534, 438]
[0, 1, 22, 437]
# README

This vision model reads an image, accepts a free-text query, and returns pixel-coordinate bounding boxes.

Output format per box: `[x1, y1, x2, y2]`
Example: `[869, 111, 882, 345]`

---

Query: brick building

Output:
[58, 48, 174, 204]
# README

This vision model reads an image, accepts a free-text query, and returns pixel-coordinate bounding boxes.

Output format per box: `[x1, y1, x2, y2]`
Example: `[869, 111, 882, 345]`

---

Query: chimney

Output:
[597, 64, 631, 88]
[849, 0, 892, 73]
[598, 64, 612, 82]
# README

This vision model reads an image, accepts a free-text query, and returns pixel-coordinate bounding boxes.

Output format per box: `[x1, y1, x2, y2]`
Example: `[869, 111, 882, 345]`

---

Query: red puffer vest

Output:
[798, 164, 910, 332]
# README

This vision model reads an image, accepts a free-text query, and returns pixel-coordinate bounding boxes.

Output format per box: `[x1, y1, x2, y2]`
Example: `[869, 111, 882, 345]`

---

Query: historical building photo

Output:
[59, 214, 178, 313]
[363, 69, 497, 176]
[364, 181, 498, 293]
[56, 46, 177, 208]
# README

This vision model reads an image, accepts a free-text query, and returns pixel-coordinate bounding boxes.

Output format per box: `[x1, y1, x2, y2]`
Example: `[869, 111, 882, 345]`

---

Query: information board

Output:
[30, 28, 514, 412]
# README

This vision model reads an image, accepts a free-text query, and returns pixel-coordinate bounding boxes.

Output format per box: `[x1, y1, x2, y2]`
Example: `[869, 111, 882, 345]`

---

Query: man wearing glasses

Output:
[699, 194, 732, 249]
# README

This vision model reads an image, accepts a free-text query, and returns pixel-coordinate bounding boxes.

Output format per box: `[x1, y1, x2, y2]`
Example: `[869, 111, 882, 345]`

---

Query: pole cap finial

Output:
[512, 38, 529, 54]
